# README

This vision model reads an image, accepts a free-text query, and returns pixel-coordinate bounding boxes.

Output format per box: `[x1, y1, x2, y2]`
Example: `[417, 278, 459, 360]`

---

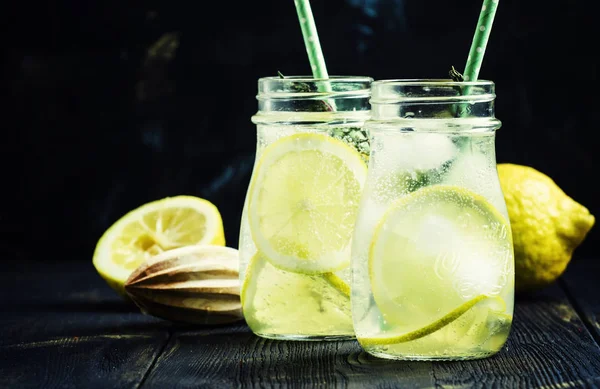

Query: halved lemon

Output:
[369, 185, 513, 328]
[93, 196, 225, 297]
[248, 133, 367, 274]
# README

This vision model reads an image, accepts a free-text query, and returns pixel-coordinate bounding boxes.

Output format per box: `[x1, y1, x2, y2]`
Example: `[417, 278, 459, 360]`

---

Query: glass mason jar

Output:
[351, 79, 515, 360]
[239, 76, 373, 340]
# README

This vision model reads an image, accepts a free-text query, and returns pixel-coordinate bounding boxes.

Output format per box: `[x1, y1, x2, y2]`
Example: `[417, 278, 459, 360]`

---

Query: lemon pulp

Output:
[248, 133, 367, 274]
[241, 132, 366, 337]
[241, 254, 353, 337]
[93, 196, 225, 296]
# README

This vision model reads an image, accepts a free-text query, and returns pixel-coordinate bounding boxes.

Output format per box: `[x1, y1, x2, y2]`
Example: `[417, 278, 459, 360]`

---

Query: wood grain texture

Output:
[141, 285, 600, 389]
[432, 283, 600, 388]
[139, 325, 434, 389]
[3, 260, 600, 389]
[0, 259, 172, 346]
[0, 334, 169, 389]
[0, 260, 172, 389]
[560, 257, 600, 342]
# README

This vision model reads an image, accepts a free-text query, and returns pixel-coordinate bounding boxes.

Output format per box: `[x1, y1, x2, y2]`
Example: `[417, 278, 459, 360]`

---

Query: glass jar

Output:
[351, 79, 514, 360]
[239, 76, 373, 340]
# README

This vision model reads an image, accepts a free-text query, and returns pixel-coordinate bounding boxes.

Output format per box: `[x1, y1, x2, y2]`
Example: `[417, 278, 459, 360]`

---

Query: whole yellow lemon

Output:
[497, 163, 595, 293]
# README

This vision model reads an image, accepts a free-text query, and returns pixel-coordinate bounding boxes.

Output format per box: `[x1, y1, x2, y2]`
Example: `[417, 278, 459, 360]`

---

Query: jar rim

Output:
[257, 76, 373, 103]
[258, 75, 374, 83]
[373, 79, 494, 87]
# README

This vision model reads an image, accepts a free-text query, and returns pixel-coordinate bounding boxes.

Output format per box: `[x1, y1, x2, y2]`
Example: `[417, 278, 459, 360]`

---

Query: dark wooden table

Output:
[1, 257, 600, 389]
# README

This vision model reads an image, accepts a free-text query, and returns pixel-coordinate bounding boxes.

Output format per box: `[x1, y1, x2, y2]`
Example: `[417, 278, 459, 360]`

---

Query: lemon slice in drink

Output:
[369, 185, 513, 328]
[241, 254, 353, 336]
[359, 295, 507, 346]
[248, 133, 367, 274]
[93, 196, 225, 297]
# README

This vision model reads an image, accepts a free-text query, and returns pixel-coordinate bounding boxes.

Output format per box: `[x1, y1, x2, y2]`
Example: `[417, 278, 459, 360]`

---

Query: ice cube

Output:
[378, 133, 457, 171]
[451, 243, 509, 299]
[406, 213, 509, 299]
[414, 214, 462, 257]
[443, 152, 509, 219]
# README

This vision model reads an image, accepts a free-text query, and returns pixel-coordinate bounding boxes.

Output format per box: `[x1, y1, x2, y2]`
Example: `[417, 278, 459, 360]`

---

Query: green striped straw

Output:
[451, 0, 500, 116]
[294, 0, 329, 79]
[293, 0, 336, 108]
[462, 0, 500, 81]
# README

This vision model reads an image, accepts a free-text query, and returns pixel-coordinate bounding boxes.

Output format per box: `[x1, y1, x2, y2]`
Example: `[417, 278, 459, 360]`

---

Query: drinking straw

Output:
[450, 0, 500, 116]
[294, 0, 330, 80]
[294, 0, 372, 155]
[462, 0, 500, 81]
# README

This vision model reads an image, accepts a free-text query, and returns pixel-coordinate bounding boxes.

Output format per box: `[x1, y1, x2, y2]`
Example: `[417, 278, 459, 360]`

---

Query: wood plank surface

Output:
[0, 260, 171, 346]
[431, 283, 600, 388]
[2, 260, 600, 389]
[139, 325, 434, 389]
[0, 334, 169, 389]
[560, 257, 600, 343]
[141, 284, 600, 389]
[0, 260, 171, 389]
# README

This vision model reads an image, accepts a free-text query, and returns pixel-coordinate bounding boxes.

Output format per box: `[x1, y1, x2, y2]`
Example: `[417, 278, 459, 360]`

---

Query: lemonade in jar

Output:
[239, 76, 372, 340]
[351, 79, 514, 359]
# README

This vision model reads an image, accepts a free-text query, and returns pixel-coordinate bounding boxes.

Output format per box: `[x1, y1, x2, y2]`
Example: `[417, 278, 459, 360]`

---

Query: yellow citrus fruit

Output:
[497, 163, 595, 292]
[93, 196, 225, 297]
[248, 133, 367, 274]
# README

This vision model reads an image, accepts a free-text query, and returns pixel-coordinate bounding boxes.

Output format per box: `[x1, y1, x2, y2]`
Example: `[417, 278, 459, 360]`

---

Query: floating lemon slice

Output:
[241, 253, 353, 335]
[359, 295, 508, 347]
[248, 133, 367, 274]
[93, 196, 225, 297]
[368, 184, 513, 328]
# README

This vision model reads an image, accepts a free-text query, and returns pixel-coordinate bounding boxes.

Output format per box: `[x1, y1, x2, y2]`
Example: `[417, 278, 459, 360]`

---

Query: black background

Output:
[5, 0, 598, 263]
